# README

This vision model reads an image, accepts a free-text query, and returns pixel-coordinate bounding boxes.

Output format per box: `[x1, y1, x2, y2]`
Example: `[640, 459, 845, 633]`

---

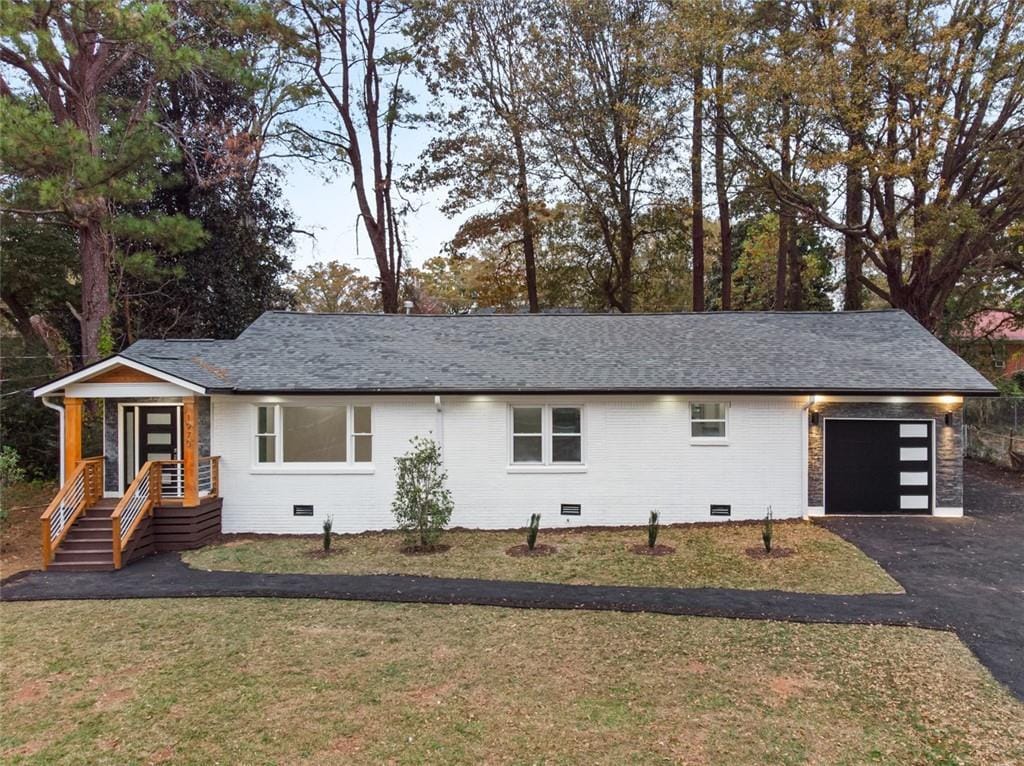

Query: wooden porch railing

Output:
[40, 457, 103, 569]
[111, 461, 158, 570]
[110, 456, 220, 569]
[156, 456, 220, 501]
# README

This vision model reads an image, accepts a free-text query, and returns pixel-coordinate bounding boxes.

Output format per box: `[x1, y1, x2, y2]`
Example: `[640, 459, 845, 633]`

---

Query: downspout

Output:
[41, 395, 65, 482]
[800, 395, 814, 520]
[434, 395, 444, 460]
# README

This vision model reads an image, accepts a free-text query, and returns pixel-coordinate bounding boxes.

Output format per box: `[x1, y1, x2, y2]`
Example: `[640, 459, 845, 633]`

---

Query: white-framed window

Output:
[690, 401, 728, 440]
[510, 405, 583, 465]
[254, 404, 372, 466]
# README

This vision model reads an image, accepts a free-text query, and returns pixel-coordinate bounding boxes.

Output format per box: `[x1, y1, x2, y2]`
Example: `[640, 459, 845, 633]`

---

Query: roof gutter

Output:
[41, 395, 65, 481]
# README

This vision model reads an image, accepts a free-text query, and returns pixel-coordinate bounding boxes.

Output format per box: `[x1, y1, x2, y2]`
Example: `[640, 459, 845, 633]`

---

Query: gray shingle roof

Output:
[116, 309, 996, 395]
[116, 309, 995, 395]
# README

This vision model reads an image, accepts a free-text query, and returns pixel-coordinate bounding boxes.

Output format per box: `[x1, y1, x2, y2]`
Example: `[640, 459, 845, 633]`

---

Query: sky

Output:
[277, 74, 464, 275]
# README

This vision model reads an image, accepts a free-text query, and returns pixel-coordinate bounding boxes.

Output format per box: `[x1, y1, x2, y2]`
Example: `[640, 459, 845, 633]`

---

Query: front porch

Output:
[35, 360, 223, 571]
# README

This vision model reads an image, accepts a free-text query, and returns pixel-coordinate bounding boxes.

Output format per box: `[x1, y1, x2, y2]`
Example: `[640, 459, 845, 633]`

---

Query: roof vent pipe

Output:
[403, 300, 414, 315]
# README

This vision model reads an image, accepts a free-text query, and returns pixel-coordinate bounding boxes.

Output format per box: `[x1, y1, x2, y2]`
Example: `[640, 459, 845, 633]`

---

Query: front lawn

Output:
[2, 600, 1021, 764]
[183, 521, 902, 594]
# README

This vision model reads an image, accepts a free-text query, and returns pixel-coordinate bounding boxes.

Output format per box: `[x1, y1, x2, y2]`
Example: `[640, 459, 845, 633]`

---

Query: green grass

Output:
[2, 600, 1022, 764]
[183, 520, 902, 594]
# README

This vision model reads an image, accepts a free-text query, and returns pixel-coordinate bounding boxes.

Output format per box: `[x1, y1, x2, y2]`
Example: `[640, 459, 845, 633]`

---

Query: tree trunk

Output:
[513, 132, 540, 313]
[775, 99, 791, 310]
[843, 154, 864, 310]
[691, 60, 705, 312]
[713, 58, 731, 310]
[786, 218, 802, 310]
[79, 214, 112, 363]
[618, 203, 635, 314]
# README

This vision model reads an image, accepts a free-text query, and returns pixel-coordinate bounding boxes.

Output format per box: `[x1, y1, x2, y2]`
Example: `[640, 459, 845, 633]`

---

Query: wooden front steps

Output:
[47, 497, 222, 572]
[48, 502, 118, 571]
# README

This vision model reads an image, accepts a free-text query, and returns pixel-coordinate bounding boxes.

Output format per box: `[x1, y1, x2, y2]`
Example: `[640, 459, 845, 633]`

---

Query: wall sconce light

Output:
[944, 411, 953, 427]
[810, 411, 820, 427]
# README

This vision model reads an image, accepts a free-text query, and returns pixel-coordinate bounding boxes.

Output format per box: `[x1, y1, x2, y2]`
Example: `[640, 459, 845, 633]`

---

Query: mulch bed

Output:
[400, 543, 452, 556]
[506, 543, 558, 557]
[744, 547, 795, 560]
[630, 543, 676, 556]
[305, 549, 344, 559]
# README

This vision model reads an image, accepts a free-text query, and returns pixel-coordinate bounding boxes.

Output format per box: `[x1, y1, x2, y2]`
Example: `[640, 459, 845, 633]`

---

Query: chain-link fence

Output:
[964, 397, 1023, 471]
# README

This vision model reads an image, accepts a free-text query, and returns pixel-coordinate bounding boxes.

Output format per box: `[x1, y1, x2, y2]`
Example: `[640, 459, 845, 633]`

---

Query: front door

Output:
[123, 406, 180, 492]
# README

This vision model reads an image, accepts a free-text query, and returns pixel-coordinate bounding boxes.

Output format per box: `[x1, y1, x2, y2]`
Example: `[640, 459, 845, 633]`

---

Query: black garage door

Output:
[825, 419, 932, 514]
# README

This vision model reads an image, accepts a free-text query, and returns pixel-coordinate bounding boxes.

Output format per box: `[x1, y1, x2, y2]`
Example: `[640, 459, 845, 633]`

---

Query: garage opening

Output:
[824, 419, 933, 514]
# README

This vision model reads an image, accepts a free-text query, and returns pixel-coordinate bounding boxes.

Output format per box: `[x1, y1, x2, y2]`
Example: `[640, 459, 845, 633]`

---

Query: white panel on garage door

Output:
[900, 423, 929, 438]
[900, 447, 928, 461]
[900, 495, 930, 510]
[900, 472, 928, 486]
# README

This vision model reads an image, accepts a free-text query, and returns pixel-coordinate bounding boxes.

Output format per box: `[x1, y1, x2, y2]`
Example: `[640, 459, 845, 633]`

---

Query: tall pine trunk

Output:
[79, 213, 112, 362]
[713, 58, 731, 310]
[775, 97, 791, 310]
[691, 59, 705, 312]
[843, 150, 864, 310]
[513, 131, 540, 312]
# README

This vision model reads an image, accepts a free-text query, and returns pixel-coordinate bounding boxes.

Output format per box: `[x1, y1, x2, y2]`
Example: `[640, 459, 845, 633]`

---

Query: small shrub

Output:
[526, 513, 541, 550]
[0, 446, 25, 487]
[392, 436, 453, 548]
[322, 515, 334, 552]
[762, 505, 774, 554]
[647, 510, 660, 548]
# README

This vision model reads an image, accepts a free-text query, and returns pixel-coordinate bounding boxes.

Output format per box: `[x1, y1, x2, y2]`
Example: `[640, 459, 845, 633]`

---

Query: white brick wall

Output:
[212, 394, 807, 534]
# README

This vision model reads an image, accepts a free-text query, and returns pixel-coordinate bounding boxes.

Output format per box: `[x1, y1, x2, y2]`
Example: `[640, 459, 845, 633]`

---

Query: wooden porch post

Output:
[183, 395, 199, 507]
[63, 397, 83, 482]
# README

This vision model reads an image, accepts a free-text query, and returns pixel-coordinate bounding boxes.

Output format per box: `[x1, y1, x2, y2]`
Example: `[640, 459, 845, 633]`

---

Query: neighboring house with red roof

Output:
[967, 310, 1024, 379]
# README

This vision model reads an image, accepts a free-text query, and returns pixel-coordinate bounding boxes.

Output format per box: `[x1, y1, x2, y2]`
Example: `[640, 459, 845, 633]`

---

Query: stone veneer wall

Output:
[807, 401, 964, 510]
[103, 397, 211, 493]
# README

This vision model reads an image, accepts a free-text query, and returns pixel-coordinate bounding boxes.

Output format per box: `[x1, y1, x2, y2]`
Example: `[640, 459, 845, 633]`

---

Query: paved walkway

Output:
[2, 463, 1021, 699]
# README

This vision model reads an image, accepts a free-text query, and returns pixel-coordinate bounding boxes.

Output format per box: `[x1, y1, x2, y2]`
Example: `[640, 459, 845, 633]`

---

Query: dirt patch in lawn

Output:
[744, 547, 795, 559]
[401, 543, 451, 556]
[630, 543, 676, 556]
[0, 482, 56, 578]
[305, 548, 345, 559]
[506, 543, 558, 557]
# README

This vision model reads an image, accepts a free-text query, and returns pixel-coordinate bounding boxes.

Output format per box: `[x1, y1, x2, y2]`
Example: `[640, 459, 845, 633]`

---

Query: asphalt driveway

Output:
[822, 461, 1023, 701]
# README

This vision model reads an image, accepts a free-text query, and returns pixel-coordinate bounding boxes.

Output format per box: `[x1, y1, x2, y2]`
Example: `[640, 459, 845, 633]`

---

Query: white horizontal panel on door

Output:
[900, 447, 928, 461]
[900, 472, 929, 486]
[900, 495, 929, 510]
[899, 423, 928, 438]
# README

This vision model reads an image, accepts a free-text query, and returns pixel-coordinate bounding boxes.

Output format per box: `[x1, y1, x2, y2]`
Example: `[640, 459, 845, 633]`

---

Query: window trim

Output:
[252, 403, 375, 473]
[689, 400, 730, 444]
[508, 404, 586, 470]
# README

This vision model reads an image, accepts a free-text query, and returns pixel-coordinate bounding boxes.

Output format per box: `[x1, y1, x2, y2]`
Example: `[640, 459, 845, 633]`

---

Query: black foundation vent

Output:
[560, 503, 582, 516]
[293, 504, 314, 517]
[710, 504, 731, 517]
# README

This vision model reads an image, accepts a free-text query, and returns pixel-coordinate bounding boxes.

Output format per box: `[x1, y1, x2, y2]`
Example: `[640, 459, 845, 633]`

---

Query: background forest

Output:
[2, 0, 1022, 478]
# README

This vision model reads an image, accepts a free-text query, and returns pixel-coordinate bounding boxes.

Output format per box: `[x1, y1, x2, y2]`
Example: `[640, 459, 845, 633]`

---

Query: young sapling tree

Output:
[526, 513, 541, 551]
[322, 515, 334, 553]
[391, 436, 454, 549]
[648, 510, 660, 548]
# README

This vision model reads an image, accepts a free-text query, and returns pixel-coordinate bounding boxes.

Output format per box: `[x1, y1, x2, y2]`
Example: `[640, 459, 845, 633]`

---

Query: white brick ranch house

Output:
[34, 309, 996, 571]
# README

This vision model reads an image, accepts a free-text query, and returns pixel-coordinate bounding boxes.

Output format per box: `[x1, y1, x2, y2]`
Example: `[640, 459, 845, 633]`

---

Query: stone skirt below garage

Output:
[807, 401, 963, 516]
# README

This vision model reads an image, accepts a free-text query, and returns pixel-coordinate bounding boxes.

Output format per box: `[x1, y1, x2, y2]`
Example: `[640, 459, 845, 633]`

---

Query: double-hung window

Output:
[511, 405, 583, 466]
[690, 402, 728, 440]
[255, 404, 372, 466]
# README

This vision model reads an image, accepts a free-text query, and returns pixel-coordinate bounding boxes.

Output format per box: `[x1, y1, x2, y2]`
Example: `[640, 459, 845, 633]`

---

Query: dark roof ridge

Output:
[260, 308, 908, 319]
